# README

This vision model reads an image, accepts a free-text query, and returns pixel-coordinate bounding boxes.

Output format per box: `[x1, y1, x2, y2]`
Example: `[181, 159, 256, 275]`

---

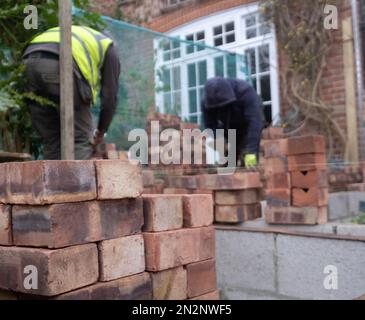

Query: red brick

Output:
[54, 272, 152, 300]
[12, 199, 143, 248]
[0, 164, 6, 203]
[0, 289, 17, 300]
[215, 204, 261, 223]
[183, 195, 213, 227]
[167, 175, 197, 189]
[191, 189, 214, 195]
[263, 157, 288, 174]
[265, 173, 290, 189]
[287, 135, 325, 155]
[6, 161, 96, 205]
[266, 189, 291, 207]
[288, 154, 327, 172]
[0, 205, 12, 245]
[190, 290, 220, 300]
[95, 160, 143, 199]
[106, 150, 119, 159]
[163, 188, 190, 194]
[261, 127, 284, 139]
[143, 195, 183, 231]
[292, 188, 328, 207]
[98, 234, 145, 282]
[186, 259, 216, 298]
[143, 226, 215, 271]
[215, 189, 259, 205]
[265, 206, 327, 225]
[291, 170, 328, 188]
[263, 139, 288, 158]
[197, 172, 262, 190]
[0, 244, 98, 296]
[151, 266, 187, 300]
[154, 179, 166, 194]
[142, 170, 155, 187]
[347, 183, 365, 191]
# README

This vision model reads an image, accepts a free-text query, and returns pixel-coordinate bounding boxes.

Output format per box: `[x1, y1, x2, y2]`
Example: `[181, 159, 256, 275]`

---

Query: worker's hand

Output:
[93, 129, 106, 147]
[244, 154, 257, 168]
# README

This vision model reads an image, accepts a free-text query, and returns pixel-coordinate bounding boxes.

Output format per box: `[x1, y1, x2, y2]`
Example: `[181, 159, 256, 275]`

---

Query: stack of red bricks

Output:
[163, 171, 263, 224]
[143, 193, 218, 300]
[263, 135, 328, 225]
[0, 160, 150, 300]
[0, 160, 218, 300]
[142, 170, 165, 194]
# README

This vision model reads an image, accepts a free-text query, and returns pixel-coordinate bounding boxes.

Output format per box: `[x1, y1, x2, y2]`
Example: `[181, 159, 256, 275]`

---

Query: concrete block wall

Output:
[0, 160, 218, 300]
[216, 227, 365, 300]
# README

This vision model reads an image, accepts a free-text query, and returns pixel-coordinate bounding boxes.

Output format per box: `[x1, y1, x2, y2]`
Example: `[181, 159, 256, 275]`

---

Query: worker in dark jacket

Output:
[23, 25, 120, 160]
[201, 77, 264, 168]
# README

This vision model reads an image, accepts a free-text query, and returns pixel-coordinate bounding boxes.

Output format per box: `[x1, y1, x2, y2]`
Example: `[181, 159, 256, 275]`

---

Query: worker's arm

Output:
[98, 44, 121, 135]
[240, 87, 264, 155]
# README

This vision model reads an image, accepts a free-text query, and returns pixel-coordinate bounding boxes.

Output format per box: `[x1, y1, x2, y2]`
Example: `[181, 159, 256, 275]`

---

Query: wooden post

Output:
[59, 0, 74, 160]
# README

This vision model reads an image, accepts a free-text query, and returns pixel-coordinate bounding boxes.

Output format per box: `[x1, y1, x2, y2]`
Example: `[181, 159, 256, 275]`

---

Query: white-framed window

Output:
[161, 38, 181, 62]
[213, 21, 236, 47]
[186, 31, 205, 54]
[161, 66, 182, 115]
[155, 3, 280, 125]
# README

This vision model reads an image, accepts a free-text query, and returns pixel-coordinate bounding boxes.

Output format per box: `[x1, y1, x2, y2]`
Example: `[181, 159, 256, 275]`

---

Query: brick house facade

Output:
[92, 0, 365, 163]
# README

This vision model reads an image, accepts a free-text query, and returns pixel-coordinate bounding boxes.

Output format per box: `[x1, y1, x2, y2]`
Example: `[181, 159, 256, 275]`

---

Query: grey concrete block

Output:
[336, 224, 365, 238]
[348, 192, 365, 217]
[220, 287, 294, 300]
[328, 192, 349, 221]
[277, 234, 365, 299]
[216, 230, 276, 292]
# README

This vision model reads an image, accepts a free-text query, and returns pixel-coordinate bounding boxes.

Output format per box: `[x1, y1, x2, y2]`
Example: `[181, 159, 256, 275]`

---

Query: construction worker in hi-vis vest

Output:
[23, 25, 120, 160]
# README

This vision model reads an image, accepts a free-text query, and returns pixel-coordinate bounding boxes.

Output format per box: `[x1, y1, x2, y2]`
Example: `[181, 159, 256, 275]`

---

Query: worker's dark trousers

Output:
[24, 52, 94, 160]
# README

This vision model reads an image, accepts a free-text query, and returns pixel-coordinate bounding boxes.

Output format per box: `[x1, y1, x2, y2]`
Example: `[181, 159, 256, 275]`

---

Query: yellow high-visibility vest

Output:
[30, 25, 113, 104]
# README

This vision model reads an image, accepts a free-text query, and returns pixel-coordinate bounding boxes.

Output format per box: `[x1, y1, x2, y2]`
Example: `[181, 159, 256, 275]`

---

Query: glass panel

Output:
[214, 56, 224, 77]
[173, 39, 180, 49]
[227, 55, 237, 78]
[173, 92, 181, 114]
[259, 44, 270, 72]
[164, 93, 171, 112]
[186, 34, 194, 41]
[214, 37, 223, 46]
[213, 25, 223, 35]
[186, 34, 194, 54]
[225, 21, 235, 32]
[197, 31, 205, 40]
[246, 28, 257, 39]
[190, 115, 198, 124]
[251, 76, 257, 91]
[189, 89, 197, 113]
[163, 69, 171, 91]
[226, 33, 235, 44]
[162, 40, 171, 51]
[260, 74, 271, 102]
[196, 41, 205, 51]
[172, 49, 180, 59]
[246, 15, 256, 27]
[163, 52, 170, 62]
[173, 67, 181, 90]
[263, 104, 272, 124]
[188, 63, 196, 88]
[260, 23, 271, 35]
[245, 48, 256, 75]
[198, 60, 207, 85]
[199, 87, 205, 103]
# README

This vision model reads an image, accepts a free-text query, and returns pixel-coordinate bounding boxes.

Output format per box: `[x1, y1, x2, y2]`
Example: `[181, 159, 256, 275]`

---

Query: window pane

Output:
[172, 49, 180, 59]
[173, 67, 181, 90]
[197, 31, 205, 40]
[225, 21, 235, 32]
[190, 115, 198, 124]
[227, 55, 237, 78]
[263, 104, 272, 124]
[199, 88, 205, 103]
[163, 69, 171, 91]
[163, 52, 170, 62]
[214, 56, 224, 77]
[189, 89, 197, 113]
[173, 92, 181, 114]
[164, 93, 171, 112]
[188, 63, 196, 88]
[246, 15, 256, 27]
[214, 37, 223, 46]
[246, 28, 257, 39]
[198, 61, 207, 85]
[260, 23, 271, 35]
[196, 41, 205, 51]
[213, 25, 223, 35]
[260, 74, 271, 102]
[172, 39, 180, 49]
[186, 44, 194, 54]
[245, 48, 256, 75]
[259, 44, 270, 72]
[186, 34, 194, 41]
[251, 76, 257, 91]
[226, 33, 235, 44]
[162, 40, 171, 51]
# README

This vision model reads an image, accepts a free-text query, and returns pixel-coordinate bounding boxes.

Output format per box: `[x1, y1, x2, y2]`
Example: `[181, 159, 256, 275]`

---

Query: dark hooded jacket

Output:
[201, 77, 264, 155]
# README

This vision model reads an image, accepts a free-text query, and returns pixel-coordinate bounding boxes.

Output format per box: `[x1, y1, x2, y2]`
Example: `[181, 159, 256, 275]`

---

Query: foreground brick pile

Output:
[163, 171, 263, 224]
[263, 135, 328, 225]
[0, 160, 218, 300]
